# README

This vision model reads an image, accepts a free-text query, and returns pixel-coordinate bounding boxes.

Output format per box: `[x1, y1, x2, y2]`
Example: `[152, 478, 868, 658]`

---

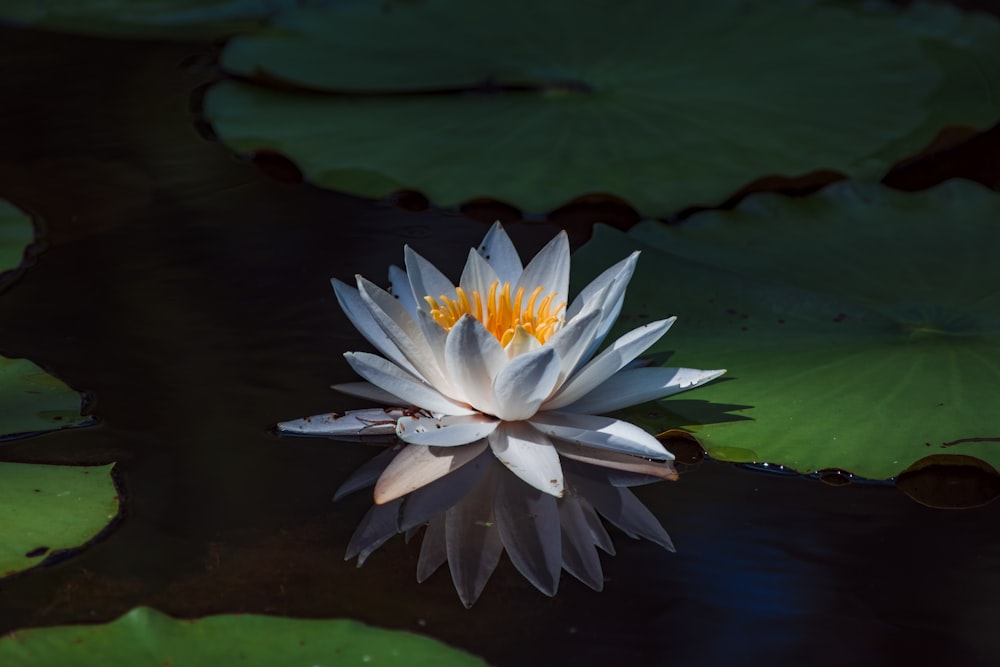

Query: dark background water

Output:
[1, 25, 1000, 667]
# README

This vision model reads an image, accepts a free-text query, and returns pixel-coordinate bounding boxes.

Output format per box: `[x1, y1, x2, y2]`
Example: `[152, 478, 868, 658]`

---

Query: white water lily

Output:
[280, 221, 725, 502]
[279, 221, 724, 605]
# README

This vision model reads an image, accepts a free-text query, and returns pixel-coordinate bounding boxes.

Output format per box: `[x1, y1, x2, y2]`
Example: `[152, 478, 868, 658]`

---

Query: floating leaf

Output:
[0, 462, 119, 579]
[205, 0, 1000, 215]
[0, 0, 311, 39]
[572, 180, 1000, 479]
[0, 606, 487, 666]
[0, 357, 92, 441]
[0, 199, 32, 281]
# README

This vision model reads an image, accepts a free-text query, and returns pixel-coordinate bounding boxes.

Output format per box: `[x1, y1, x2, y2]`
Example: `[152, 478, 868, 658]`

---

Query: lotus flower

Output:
[280, 222, 724, 605]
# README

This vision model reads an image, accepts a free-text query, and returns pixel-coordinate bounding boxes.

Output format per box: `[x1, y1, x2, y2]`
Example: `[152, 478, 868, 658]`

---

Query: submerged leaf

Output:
[0, 199, 32, 283]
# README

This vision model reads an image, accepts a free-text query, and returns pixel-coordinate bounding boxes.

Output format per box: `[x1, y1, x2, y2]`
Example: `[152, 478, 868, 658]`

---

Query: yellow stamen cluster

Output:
[425, 280, 566, 346]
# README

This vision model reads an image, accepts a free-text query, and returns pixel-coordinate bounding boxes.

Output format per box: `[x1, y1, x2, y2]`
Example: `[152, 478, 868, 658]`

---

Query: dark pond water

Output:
[1, 26, 1000, 667]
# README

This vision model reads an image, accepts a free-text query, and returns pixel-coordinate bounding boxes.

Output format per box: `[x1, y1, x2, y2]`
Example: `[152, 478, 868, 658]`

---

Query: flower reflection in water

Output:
[337, 444, 677, 607]
[280, 222, 723, 606]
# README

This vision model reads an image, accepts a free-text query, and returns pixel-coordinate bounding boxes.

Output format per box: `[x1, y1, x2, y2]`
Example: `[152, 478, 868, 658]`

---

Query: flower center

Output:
[424, 280, 566, 346]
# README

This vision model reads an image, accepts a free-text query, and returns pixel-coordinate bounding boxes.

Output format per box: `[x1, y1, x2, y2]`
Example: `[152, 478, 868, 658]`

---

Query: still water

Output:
[1, 26, 999, 667]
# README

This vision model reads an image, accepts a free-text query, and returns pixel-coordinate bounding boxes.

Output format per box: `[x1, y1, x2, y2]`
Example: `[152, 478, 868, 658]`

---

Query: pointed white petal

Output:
[345, 498, 402, 565]
[515, 231, 570, 311]
[529, 411, 672, 460]
[559, 496, 605, 591]
[388, 264, 419, 319]
[492, 346, 561, 421]
[414, 307, 450, 377]
[332, 381, 405, 405]
[444, 316, 507, 415]
[417, 515, 448, 582]
[494, 471, 561, 597]
[345, 352, 474, 415]
[375, 440, 489, 504]
[395, 413, 499, 447]
[333, 446, 401, 501]
[404, 246, 455, 310]
[446, 466, 503, 608]
[578, 496, 615, 554]
[502, 325, 542, 359]
[399, 450, 491, 530]
[562, 366, 727, 414]
[332, 279, 419, 376]
[544, 317, 676, 410]
[477, 221, 522, 285]
[556, 440, 678, 481]
[276, 407, 406, 437]
[566, 251, 638, 321]
[357, 276, 451, 390]
[566, 252, 639, 361]
[488, 422, 564, 498]
[545, 309, 602, 384]
[459, 248, 500, 307]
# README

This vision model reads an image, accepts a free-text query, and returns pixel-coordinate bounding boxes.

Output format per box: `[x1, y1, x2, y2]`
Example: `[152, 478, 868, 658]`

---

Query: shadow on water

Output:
[0, 25, 999, 667]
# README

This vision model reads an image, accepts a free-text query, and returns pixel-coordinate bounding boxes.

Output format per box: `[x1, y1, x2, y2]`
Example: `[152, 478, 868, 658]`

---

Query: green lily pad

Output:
[0, 0, 311, 40]
[205, 0, 1000, 216]
[0, 462, 119, 579]
[0, 606, 487, 666]
[0, 357, 93, 441]
[572, 179, 1000, 479]
[0, 199, 32, 282]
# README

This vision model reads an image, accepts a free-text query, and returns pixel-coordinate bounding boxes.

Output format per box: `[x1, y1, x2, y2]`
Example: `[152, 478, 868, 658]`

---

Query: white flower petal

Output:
[345, 352, 474, 415]
[404, 246, 455, 311]
[502, 325, 542, 359]
[487, 422, 564, 498]
[566, 251, 639, 361]
[561, 366, 727, 414]
[545, 308, 602, 384]
[357, 276, 451, 391]
[388, 264, 419, 319]
[332, 279, 420, 376]
[332, 381, 406, 405]
[492, 346, 562, 421]
[515, 230, 570, 311]
[529, 411, 672, 460]
[544, 317, 676, 410]
[444, 316, 507, 415]
[558, 496, 605, 591]
[374, 440, 489, 504]
[395, 413, 499, 447]
[494, 471, 562, 597]
[414, 307, 450, 376]
[446, 467, 503, 608]
[477, 221, 522, 285]
[458, 248, 501, 307]
[276, 407, 407, 437]
[556, 440, 678, 481]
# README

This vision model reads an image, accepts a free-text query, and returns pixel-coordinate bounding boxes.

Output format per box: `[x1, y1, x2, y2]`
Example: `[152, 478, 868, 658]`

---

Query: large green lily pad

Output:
[0, 357, 92, 441]
[0, 606, 487, 666]
[0, 199, 32, 281]
[0, 462, 119, 579]
[573, 180, 1000, 479]
[205, 0, 1000, 216]
[0, 0, 311, 39]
